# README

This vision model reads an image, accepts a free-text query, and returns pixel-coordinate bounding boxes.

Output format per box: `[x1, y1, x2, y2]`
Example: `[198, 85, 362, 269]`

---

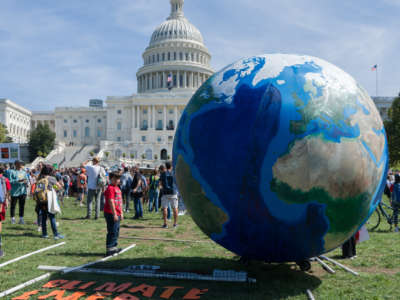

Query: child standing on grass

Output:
[104, 172, 124, 256]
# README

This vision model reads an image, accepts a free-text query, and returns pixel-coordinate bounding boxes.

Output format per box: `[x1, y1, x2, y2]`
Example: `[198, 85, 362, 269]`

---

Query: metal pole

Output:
[63, 243, 136, 274]
[314, 257, 335, 274]
[306, 289, 315, 300]
[0, 273, 51, 298]
[319, 255, 359, 276]
[0, 242, 65, 269]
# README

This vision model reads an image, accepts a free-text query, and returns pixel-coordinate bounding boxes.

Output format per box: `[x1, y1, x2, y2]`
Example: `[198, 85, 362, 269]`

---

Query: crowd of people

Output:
[0, 157, 183, 257]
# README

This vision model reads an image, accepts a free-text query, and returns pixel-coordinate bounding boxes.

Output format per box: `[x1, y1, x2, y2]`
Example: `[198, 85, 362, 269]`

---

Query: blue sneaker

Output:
[54, 235, 64, 240]
[41, 235, 49, 239]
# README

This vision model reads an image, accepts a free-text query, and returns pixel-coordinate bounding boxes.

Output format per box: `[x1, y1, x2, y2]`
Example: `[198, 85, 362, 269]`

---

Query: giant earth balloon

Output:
[173, 54, 388, 262]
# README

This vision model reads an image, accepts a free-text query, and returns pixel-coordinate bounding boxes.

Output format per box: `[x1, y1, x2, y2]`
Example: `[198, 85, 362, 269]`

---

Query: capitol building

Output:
[0, 0, 396, 166]
[32, 0, 213, 165]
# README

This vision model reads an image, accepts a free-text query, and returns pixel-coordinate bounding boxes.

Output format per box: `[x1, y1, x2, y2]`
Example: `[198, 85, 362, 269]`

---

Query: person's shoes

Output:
[41, 235, 49, 239]
[173, 224, 178, 228]
[37, 226, 42, 232]
[79, 203, 84, 207]
[133, 216, 139, 220]
[85, 216, 91, 219]
[19, 218, 25, 225]
[54, 234, 64, 240]
[162, 224, 168, 229]
[94, 216, 98, 220]
[105, 248, 122, 257]
[11, 217, 15, 224]
[394, 227, 399, 232]
[0, 250, 4, 257]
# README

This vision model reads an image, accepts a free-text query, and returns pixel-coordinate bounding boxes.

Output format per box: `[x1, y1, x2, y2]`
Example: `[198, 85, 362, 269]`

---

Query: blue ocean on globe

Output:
[173, 54, 388, 262]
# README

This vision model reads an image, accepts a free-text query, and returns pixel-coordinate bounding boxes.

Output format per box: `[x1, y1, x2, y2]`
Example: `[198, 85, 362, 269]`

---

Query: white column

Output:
[163, 105, 167, 130]
[149, 73, 153, 90]
[190, 72, 194, 88]
[152, 105, 156, 129]
[183, 71, 187, 88]
[177, 70, 180, 88]
[163, 71, 167, 88]
[174, 106, 178, 129]
[136, 105, 139, 128]
[132, 105, 136, 133]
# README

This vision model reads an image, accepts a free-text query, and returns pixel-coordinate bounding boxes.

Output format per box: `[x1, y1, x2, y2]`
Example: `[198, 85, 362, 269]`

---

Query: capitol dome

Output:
[136, 0, 213, 94]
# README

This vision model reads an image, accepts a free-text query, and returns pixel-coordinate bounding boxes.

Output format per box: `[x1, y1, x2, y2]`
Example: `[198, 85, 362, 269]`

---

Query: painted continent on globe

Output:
[173, 54, 388, 262]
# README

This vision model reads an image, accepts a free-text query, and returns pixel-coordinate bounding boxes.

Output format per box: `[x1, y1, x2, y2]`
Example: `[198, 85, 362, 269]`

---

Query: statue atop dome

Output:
[168, 0, 184, 19]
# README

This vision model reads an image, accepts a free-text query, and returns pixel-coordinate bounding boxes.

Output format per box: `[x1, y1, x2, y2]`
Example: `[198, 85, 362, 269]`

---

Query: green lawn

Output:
[0, 196, 399, 299]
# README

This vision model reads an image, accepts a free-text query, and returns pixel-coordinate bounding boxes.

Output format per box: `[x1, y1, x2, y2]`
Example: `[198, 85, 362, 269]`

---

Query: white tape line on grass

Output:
[0, 273, 51, 298]
[0, 242, 66, 269]
[62, 243, 136, 274]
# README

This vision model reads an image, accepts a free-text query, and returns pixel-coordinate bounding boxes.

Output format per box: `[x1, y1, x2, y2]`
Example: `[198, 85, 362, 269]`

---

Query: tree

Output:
[154, 154, 158, 160]
[384, 94, 400, 165]
[105, 151, 110, 158]
[122, 153, 126, 158]
[0, 123, 13, 143]
[130, 154, 134, 159]
[90, 151, 94, 157]
[28, 123, 56, 161]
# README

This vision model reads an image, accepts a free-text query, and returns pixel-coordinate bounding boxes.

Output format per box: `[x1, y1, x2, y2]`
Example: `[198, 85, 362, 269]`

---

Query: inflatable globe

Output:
[173, 54, 388, 262]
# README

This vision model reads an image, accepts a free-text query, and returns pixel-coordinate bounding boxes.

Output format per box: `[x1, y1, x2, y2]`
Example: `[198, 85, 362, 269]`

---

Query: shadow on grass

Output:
[40, 256, 321, 300]
[121, 224, 164, 229]
[60, 217, 88, 221]
[4, 232, 38, 238]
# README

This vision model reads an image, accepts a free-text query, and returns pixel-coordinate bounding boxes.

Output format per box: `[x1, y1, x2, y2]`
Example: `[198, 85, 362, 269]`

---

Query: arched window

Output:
[161, 149, 168, 160]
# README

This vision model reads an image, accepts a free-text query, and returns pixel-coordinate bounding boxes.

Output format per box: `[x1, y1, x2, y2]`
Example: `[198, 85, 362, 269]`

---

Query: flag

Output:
[371, 64, 377, 71]
[167, 73, 173, 90]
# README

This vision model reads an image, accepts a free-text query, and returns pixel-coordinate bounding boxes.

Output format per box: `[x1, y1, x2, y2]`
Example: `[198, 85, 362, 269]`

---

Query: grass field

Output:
[0, 195, 399, 300]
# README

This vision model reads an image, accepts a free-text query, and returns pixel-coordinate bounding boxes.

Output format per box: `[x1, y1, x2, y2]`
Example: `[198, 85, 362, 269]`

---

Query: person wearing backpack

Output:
[391, 174, 400, 233]
[62, 172, 70, 197]
[148, 168, 160, 213]
[76, 168, 87, 207]
[131, 167, 144, 219]
[34, 164, 64, 240]
[160, 161, 179, 228]
[83, 157, 105, 220]
[0, 167, 11, 257]
[120, 167, 133, 212]
[8, 160, 28, 225]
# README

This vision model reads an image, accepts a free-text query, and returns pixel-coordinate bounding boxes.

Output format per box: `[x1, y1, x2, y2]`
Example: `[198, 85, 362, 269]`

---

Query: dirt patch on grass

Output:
[356, 266, 400, 275]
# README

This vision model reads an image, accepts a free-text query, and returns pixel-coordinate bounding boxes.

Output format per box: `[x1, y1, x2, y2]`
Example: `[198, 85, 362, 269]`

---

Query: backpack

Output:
[0, 177, 6, 204]
[34, 177, 50, 204]
[163, 171, 175, 195]
[97, 167, 106, 188]
[149, 175, 158, 190]
[62, 175, 69, 184]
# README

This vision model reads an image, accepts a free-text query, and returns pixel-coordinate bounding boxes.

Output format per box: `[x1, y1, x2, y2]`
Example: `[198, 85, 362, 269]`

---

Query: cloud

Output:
[0, 0, 398, 111]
